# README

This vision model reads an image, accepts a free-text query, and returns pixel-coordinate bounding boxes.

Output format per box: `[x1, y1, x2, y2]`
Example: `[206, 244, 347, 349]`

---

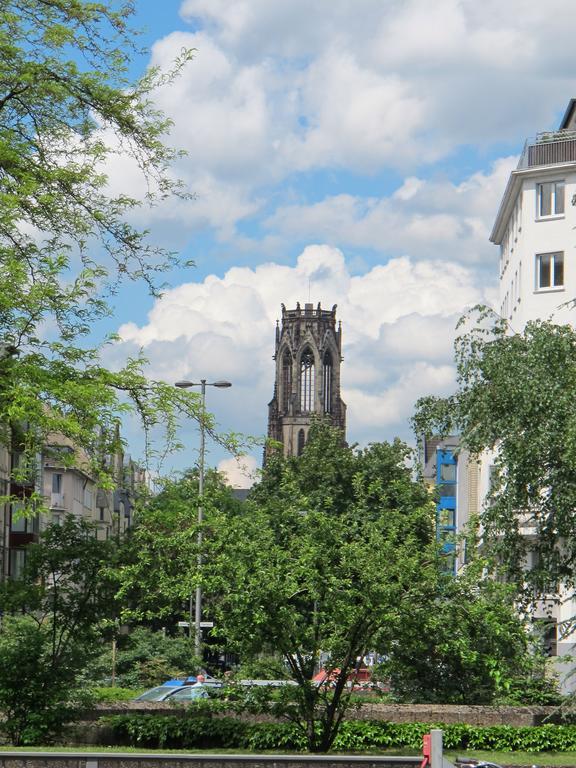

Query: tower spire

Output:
[266, 303, 346, 459]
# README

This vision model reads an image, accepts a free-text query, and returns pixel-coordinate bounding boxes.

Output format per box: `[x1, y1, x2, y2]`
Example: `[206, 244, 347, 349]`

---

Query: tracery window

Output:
[281, 350, 292, 412]
[323, 351, 333, 413]
[297, 429, 305, 456]
[299, 348, 315, 412]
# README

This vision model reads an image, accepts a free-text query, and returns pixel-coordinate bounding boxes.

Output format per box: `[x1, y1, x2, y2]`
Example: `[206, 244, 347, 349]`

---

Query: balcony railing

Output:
[518, 130, 576, 169]
[50, 492, 66, 509]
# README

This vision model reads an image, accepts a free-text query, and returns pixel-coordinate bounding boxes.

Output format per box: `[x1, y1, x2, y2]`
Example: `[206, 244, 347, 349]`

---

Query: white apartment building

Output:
[489, 99, 576, 680]
[493, 99, 576, 329]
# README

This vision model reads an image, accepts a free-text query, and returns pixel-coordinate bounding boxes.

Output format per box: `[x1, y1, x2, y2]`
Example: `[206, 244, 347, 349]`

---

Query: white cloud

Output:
[218, 455, 259, 488]
[97, 2, 575, 244]
[346, 363, 456, 430]
[287, 49, 429, 171]
[176, 0, 576, 163]
[265, 157, 516, 267]
[113, 244, 492, 466]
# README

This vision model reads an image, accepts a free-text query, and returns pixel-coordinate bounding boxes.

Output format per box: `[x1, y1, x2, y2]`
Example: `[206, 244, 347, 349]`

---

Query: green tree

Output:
[0, 516, 119, 744]
[206, 420, 440, 753]
[414, 308, 576, 604]
[91, 626, 197, 689]
[0, 1, 219, 487]
[118, 469, 244, 625]
[383, 572, 558, 704]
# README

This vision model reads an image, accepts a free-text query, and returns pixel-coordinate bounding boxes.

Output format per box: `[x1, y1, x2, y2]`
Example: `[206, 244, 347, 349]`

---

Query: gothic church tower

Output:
[267, 302, 346, 456]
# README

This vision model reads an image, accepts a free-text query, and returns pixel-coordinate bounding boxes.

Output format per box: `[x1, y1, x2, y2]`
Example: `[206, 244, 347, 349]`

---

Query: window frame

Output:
[299, 347, 315, 413]
[281, 350, 292, 413]
[322, 350, 333, 414]
[537, 180, 565, 219]
[535, 251, 564, 292]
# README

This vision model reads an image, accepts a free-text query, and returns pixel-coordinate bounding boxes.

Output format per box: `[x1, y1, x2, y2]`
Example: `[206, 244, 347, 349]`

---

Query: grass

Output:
[445, 750, 576, 766]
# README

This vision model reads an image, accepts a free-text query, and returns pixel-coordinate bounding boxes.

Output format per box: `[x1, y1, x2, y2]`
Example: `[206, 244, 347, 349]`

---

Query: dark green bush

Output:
[106, 714, 251, 749]
[104, 714, 576, 753]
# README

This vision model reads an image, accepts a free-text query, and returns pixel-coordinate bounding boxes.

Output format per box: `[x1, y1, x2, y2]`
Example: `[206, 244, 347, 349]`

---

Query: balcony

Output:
[518, 130, 576, 169]
[50, 492, 66, 509]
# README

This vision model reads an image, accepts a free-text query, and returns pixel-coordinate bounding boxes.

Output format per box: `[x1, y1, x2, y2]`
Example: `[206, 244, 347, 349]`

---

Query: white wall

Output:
[499, 168, 576, 329]
[496, 161, 576, 691]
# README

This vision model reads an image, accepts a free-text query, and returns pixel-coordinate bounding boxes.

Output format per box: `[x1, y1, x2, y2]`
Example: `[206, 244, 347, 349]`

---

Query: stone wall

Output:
[352, 702, 561, 726]
[89, 701, 565, 727]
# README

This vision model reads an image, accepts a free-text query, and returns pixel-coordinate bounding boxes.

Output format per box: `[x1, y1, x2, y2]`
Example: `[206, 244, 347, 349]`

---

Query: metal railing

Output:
[0, 753, 424, 768]
[518, 130, 576, 169]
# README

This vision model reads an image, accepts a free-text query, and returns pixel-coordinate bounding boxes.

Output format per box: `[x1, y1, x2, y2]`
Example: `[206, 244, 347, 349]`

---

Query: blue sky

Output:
[101, 0, 576, 485]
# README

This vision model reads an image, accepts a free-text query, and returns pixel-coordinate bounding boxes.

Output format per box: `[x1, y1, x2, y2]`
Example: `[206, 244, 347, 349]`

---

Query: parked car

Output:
[134, 683, 209, 702]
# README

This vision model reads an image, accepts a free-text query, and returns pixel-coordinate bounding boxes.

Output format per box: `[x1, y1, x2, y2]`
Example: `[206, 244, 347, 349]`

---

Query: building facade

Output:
[420, 436, 480, 574]
[489, 98, 576, 679]
[4, 428, 144, 579]
[267, 302, 346, 457]
[492, 99, 576, 328]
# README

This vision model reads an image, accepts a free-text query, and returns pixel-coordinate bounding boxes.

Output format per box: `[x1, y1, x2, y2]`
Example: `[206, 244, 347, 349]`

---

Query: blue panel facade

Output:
[436, 448, 457, 573]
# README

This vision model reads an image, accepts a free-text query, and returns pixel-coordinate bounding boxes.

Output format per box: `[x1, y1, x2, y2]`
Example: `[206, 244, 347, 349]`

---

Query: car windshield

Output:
[167, 686, 208, 701]
[135, 685, 178, 702]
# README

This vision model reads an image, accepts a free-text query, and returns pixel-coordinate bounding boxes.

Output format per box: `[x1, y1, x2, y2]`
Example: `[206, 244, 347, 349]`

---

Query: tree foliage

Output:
[0, 1, 218, 484]
[0, 516, 119, 744]
[91, 626, 197, 689]
[414, 307, 576, 607]
[206, 420, 440, 752]
[383, 571, 559, 704]
[118, 469, 244, 624]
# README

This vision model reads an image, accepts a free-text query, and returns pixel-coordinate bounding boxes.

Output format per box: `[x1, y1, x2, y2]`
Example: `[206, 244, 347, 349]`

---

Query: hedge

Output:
[104, 715, 576, 753]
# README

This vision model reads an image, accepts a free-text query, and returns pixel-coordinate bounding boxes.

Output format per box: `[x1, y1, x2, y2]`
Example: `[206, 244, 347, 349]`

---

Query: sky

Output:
[100, 0, 576, 486]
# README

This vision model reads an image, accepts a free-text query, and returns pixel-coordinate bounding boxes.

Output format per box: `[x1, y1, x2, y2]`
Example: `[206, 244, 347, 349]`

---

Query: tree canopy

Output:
[0, 515, 120, 744]
[414, 307, 576, 606]
[383, 571, 557, 704]
[117, 468, 244, 625]
[0, 0, 215, 484]
[207, 420, 440, 752]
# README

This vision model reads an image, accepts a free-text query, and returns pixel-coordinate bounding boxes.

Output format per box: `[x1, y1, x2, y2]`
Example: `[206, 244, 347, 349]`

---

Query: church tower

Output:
[267, 302, 346, 457]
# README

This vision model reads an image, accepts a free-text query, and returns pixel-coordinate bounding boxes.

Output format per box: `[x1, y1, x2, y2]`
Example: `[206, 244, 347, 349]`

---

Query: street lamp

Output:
[174, 379, 232, 658]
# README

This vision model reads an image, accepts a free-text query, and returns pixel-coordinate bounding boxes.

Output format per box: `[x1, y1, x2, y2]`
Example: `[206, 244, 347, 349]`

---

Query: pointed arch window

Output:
[297, 429, 305, 456]
[323, 351, 333, 414]
[299, 348, 315, 412]
[281, 350, 292, 412]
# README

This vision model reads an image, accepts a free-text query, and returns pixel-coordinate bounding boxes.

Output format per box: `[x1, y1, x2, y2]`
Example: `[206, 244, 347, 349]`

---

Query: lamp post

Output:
[174, 378, 232, 658]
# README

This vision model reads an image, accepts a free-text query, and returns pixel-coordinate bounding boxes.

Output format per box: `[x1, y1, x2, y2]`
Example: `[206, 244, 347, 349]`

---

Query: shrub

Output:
[92, 687, 143, 703]
[104, 714, 576, 754]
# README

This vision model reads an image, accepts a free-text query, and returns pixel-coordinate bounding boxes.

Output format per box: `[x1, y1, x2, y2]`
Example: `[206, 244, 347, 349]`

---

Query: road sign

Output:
[177, 621, 214, 628]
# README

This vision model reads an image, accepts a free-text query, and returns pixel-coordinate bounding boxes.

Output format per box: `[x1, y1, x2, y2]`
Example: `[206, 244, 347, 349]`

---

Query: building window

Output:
[537, 181, 565, 217]
[299, 348, 315, 413]
[281, 350, 292, 412]
[535, 618, 558, 657]
[438, 508, 456, 527]
[10, 505, 39, 534]
[440, 462, 456, 482]
[297, 429, 305, 456]
[322, 351, 333, 413]
[52, 473, 62, 493]
[536, 251, 564, 290]
[9, 548, 26, 579]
